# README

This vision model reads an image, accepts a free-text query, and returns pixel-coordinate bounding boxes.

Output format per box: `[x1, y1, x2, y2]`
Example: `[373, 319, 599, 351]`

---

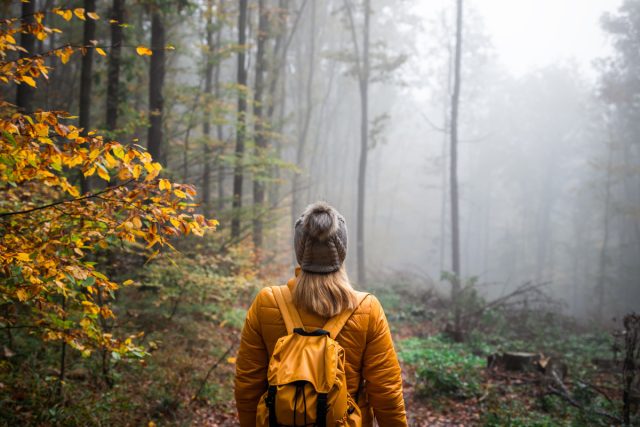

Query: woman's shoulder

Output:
[254, 285, 279, 308]
[352, 291, 384, 316]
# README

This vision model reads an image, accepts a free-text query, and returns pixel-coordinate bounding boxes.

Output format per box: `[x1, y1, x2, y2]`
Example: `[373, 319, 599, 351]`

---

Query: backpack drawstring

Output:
[292, 382, 309, 427]
[302, 384, 308, 426]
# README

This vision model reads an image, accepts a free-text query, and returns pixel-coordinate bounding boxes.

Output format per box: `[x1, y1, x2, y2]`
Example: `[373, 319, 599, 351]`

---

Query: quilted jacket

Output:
[234, 269, 407, 426]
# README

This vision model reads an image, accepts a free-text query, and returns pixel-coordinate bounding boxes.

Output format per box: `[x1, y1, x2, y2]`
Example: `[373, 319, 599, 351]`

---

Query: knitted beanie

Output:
[294, 201, 348, 274]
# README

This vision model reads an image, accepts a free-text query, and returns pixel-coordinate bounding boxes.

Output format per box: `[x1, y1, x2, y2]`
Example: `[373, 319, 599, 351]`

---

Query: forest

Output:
[0, 0, 639, 425]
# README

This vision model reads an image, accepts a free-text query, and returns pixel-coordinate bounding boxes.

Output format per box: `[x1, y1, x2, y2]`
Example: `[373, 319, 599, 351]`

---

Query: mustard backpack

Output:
[256, 285, 369, 427]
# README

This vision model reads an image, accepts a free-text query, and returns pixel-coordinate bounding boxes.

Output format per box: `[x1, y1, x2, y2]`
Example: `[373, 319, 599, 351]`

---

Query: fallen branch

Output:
[461, 281, 548, 322]
[548, 369, 622, 424]
[192, 338, 238, 402]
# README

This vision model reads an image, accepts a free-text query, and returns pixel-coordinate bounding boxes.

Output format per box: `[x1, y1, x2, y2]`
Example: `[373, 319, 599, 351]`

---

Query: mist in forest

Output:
[5, 0, 640, 424]
[4, 0, 637, 321]
[164, 0, 638, 319]
[245, 0, 638, 320]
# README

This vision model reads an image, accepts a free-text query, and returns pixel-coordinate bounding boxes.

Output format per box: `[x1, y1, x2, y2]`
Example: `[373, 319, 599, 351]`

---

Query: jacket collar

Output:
[286, 266, 301, 292]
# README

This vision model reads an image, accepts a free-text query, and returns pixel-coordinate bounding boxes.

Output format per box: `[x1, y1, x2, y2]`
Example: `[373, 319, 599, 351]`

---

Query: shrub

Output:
[399, 336, 484, 399]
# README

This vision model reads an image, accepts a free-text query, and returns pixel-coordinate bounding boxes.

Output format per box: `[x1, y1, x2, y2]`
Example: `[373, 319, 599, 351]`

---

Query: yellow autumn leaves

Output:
[0, 13, 216, 358]
[53, 8, 100, 22]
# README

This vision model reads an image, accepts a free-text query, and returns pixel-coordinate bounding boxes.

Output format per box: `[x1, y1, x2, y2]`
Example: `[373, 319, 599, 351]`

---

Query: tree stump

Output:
[487, 352, 541, 372]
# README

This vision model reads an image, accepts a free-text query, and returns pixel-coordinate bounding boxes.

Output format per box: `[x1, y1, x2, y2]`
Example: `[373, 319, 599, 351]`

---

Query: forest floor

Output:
[184, 287, 622, 427]
[2, 267, 627, 426]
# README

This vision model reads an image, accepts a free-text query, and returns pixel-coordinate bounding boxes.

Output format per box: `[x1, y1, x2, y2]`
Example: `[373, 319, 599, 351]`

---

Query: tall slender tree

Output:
[147, 10, 166, 162]
[202, 0, 215, 216]
[79, 0, 97, 193]
[449, 0, 464, 337]
[16, 0, 36, 112]
[231, 0, 248, 239]
[344, 0, 370, 284]
[266, 0, 290, 208]
[356, 0, 370, 285]
[291, 0, 316, 235]
[214, 1, 226, 213]
[252, 0, 269, 249]
[106, 0, 125, 131]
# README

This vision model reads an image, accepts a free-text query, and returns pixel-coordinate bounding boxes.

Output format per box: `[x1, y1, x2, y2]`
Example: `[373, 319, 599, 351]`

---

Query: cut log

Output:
[488, 351, 541, 372]
[503, 352, 540, 371]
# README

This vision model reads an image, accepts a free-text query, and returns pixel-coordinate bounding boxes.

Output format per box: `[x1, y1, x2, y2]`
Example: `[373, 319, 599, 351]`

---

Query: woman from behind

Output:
[234, 201, 407, 426]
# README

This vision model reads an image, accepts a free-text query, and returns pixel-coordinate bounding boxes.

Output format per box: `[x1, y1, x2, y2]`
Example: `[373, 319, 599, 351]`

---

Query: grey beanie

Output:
[294, 201, 348, 274]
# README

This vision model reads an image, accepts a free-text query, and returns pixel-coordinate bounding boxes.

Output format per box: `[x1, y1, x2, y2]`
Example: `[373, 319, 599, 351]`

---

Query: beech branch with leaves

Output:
[0, 7, 216, 358]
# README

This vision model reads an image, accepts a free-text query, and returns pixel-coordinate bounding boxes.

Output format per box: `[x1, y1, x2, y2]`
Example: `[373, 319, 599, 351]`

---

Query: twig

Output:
[0, 179, 134, 218]
[459, 281, 547, 321]
[548, 369, 622, 423]
[192, 338, 238, 402]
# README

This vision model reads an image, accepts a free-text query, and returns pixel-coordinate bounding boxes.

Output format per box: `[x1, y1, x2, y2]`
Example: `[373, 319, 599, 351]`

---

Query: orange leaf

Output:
[136, 46, 152, 56]
[159, 179, 171, 191]
[21, 76, 36, 88]
[74, 8, 86, 20]
[97, 165, 110, 182]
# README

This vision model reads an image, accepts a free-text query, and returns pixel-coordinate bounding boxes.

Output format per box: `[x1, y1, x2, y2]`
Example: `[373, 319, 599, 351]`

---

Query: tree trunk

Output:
[449, 0, 464, 338]
[147, 11, 166, 162]
[202, 0, 215, 216]
[356, 0, 370, 285]
[291, 0, 316, 233]
[79, 0, 96, 194]
[16, 0, 35, 112]
[214, 1, 226, 213]
[231, 0, 248, 239]
[252, 0, 269, 250]
[106, 0, 125, 131]
[267, 0, 289, 208]
[57, 296, 67, 398]
[596, 137, 614, 322]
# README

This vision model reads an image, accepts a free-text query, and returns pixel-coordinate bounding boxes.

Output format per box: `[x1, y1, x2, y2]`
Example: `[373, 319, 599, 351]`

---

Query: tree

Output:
[202, 0, 216, 216]
[15, 0, 36, 112]
[79, 0, 97, 193]
[0, 10, 216, 394]
[595, 0, 640, 316]
[252, 0, 269, 250]
[291, 0, 316, 237]
[147, 9, 166, 162]
[449, 0, 464, 338]
[106, 0, 125, 131]
[338, 0, 406, 284]
[214, 1, 227, 213]
[344, 0, 370, 285]
[231, 0, 248, 239]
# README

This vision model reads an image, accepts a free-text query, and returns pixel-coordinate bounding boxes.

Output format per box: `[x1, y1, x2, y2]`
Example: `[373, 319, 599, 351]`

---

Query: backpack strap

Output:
[323, 291, 370, 339]
[272, 285, 304, 335]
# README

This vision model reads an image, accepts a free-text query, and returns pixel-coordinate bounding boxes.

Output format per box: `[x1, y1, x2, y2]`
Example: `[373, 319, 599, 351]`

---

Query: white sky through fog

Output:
[414, 0, 624, 78]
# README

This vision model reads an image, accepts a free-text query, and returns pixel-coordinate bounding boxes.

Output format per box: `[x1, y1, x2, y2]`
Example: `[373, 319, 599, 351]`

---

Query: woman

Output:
[234, 202, 407, 426]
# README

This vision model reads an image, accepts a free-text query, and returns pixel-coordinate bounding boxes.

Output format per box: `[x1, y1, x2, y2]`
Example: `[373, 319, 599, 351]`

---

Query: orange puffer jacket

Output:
[234, 270, 408, 427]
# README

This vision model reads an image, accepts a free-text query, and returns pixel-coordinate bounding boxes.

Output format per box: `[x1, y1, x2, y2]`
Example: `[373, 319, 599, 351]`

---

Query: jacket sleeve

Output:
[362, 296, 408, 426]
[235, 288, 269, 427]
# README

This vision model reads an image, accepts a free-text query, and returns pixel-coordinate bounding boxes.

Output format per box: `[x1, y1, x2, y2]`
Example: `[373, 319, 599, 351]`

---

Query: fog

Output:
[251, 0, 639, 319]
[6, 0, 636, 321]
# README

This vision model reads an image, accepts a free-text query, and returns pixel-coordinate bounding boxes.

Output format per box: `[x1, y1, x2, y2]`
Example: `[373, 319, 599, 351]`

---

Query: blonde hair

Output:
[292, 266, 357, 318]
